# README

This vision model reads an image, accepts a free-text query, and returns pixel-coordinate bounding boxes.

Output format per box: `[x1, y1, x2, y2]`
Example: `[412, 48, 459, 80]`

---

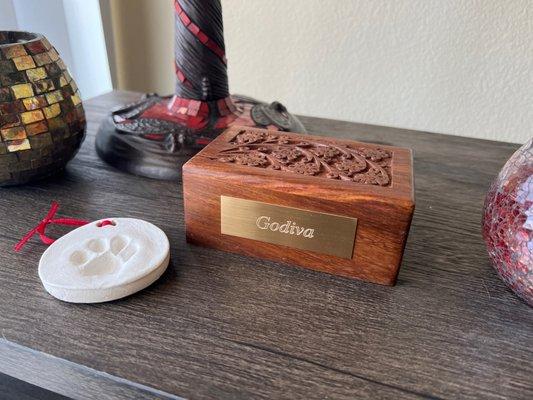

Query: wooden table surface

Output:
[0, 91, 531, 400]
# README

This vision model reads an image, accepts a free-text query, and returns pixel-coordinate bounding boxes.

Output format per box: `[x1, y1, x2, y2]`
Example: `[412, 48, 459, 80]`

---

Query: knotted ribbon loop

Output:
[14, 201, 90, 252]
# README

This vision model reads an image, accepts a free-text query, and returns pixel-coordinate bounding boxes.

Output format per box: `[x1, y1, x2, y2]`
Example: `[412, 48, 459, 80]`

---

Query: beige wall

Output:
[100, 0, 174, 94]
[102, 0, 532, 144]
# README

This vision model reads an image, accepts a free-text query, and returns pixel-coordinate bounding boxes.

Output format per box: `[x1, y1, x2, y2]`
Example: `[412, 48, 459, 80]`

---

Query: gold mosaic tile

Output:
[11, 83, 34, 99]
[1, 126, 26, 141]
[23, 95, 48, 111]
[45, 90, 63, 104]
[3, 44, 27, 59]
[49, 48, 59, 62]
[70, 80, 78, 92]
[71, 92, 82, 106]
[26, 121, 48, 136]
[63, 71, 73, 83]
[7, 138, 30, 152]
[41, 38, 52, 50]
[59, 75, 68, 87]
[20, 109, 45, 125]
[56, 59, 67, 70]
[33, 52, 52, 66]
[13, 55, 36, 71]
[43, 103, 61, 119]
[26, 67, 47, 82]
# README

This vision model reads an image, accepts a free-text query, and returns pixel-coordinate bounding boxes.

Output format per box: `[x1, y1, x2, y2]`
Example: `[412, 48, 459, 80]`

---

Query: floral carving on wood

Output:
[213, 130, 392, 186]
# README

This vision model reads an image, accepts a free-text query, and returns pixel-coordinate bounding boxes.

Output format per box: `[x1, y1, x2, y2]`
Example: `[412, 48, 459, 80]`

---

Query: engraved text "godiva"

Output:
[220, 196, 357, 259]
[256, 216, 315, 238]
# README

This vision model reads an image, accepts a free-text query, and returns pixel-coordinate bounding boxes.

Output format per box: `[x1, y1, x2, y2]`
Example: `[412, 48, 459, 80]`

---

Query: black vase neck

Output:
[174, 0, 229, 101]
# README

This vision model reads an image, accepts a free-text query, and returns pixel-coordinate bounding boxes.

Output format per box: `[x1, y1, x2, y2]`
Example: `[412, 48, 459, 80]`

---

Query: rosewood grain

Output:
[183, 127, 415, 285]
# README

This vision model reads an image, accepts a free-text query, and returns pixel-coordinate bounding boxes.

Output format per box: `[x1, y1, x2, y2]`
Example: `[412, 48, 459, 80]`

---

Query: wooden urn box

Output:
[183, 127, 414, 285]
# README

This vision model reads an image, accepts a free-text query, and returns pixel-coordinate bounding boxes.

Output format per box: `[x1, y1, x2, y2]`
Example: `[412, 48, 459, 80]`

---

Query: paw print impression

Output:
[69, 235, 138, 277]
[39, 217, 170, 303]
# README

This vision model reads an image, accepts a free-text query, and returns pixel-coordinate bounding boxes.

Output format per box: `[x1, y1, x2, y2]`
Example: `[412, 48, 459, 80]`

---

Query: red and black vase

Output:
[96, 0, 305, 180]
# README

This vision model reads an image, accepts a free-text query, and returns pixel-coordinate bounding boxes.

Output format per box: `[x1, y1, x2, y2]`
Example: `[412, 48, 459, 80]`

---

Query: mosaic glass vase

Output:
[482, 138, 533, 306]
[0, 31, 85, 186]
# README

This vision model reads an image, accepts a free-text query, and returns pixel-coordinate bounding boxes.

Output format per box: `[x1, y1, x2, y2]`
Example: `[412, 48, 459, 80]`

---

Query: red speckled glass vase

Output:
[482, 138, 533, 306]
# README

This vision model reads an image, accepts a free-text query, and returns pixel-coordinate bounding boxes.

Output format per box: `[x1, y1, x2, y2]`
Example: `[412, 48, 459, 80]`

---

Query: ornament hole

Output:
[97, 220, 116, 228]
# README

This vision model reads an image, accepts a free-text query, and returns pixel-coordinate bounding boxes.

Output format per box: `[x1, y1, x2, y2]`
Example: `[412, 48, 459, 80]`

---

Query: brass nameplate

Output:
[220, 196, 357, 259]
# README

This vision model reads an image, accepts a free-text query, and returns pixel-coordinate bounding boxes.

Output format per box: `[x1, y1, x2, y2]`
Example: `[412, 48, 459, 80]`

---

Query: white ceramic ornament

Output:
[38, 218, 170, 303]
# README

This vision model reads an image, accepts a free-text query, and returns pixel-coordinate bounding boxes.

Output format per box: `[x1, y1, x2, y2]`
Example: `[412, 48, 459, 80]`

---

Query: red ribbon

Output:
[14, 201, 90, 252]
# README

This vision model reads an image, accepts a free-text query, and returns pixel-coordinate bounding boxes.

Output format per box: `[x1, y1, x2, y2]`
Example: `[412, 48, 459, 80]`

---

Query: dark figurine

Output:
[96, 0, 305, 180]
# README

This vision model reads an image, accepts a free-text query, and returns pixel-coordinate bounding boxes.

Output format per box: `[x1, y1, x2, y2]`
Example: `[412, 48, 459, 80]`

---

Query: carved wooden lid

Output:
[213, 128, 392, 186]
[186, 126, 414, 203]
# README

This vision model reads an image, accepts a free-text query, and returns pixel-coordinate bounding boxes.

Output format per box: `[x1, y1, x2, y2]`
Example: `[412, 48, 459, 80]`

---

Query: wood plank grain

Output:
[0, 90, 531, 399]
